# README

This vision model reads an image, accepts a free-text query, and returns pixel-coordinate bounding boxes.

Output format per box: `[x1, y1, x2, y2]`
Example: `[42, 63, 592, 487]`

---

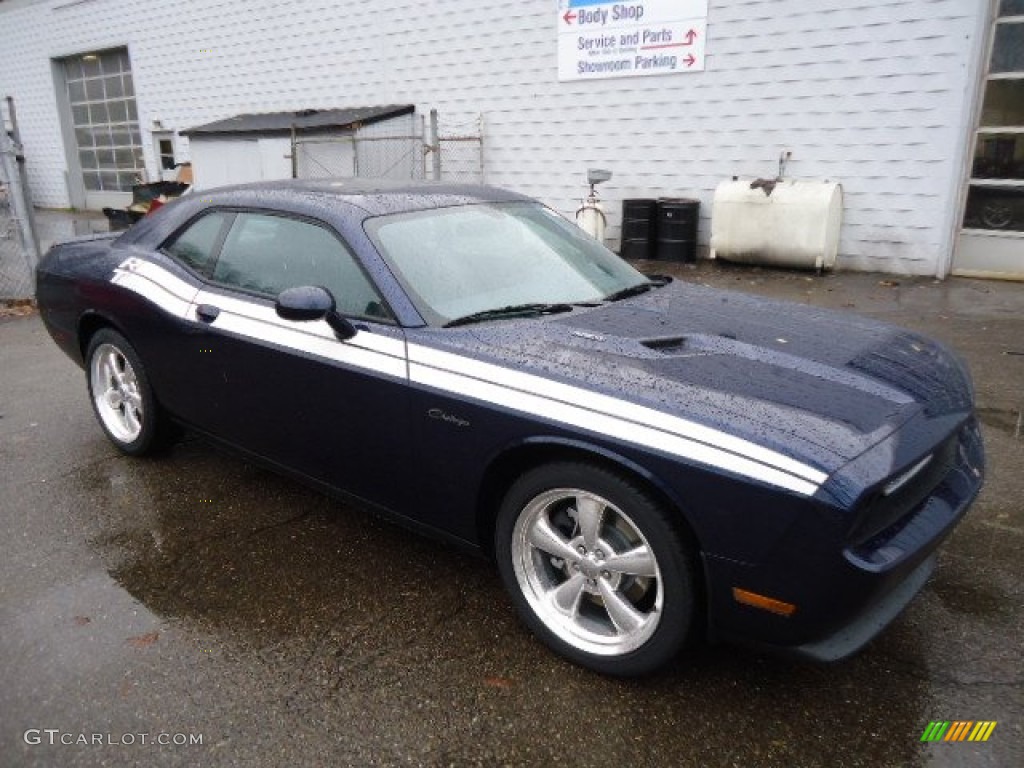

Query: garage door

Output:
[63, 49, 144, 210]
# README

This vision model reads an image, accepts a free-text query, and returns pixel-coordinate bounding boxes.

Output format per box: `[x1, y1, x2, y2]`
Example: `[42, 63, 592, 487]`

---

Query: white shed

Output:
[180, 105, 415, 190]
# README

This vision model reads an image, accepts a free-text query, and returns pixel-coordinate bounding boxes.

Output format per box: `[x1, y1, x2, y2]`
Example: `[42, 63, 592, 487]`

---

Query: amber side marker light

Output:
[732, 588, 798, 617]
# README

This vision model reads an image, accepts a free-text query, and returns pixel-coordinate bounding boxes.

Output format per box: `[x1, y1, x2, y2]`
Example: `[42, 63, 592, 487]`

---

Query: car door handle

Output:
[196, 304, 221, 323]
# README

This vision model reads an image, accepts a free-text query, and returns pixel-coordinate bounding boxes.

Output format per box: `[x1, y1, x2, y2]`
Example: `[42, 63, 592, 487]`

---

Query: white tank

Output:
[710, 178, 843, 270]
[576, 200, 607, 243]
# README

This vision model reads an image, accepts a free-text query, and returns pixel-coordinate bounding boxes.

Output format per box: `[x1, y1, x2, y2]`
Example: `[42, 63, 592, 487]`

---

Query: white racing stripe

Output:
[111, 257, 406, 377]
[121, 257, 201, 303]
[408, 344, 828, 490]
[413, 363, 820, 496]
[112, 258, 198, 317]
[192, 287, 406, 379]
[112, 257, 826, 495]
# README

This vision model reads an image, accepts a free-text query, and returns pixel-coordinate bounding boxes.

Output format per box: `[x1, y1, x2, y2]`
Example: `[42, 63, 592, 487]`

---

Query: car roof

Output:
[192, 178, 532, 216]
[116, 179, 536, 247]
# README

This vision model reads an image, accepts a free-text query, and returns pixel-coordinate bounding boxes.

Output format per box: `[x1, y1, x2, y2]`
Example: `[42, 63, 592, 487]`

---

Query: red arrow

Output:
[684, 28, 698, 45]
[684, 53, 696, 67]
[563, 9, 577, 24]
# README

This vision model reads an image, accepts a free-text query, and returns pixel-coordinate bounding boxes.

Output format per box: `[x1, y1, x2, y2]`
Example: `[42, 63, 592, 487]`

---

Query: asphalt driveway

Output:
[1, 263, 1021, 767]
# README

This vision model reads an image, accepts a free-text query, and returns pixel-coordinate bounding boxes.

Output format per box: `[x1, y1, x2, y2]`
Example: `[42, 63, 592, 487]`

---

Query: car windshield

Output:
[365, 201, 649, 326]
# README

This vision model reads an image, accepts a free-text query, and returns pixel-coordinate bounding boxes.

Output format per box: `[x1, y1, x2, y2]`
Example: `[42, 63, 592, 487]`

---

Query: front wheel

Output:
[495, 462, 698, 676]
[86, 328, 173, 455]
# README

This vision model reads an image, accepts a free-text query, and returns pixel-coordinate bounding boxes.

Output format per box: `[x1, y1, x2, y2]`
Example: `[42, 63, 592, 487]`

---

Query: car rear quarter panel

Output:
[37, 238, 203, 420]
[37, 235, 123, 365]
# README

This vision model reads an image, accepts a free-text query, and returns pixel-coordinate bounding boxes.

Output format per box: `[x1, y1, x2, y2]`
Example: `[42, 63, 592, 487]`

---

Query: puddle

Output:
[976, 407, 1021, 437]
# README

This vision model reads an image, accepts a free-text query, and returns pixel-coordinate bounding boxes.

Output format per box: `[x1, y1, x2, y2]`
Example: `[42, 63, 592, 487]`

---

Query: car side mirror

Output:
[275, 285, 357, 341]
[276, 285, 333, 321]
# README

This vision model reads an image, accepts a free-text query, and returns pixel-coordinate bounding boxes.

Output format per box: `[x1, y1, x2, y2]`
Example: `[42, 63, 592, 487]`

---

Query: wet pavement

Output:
[2, 257, 1022, 767]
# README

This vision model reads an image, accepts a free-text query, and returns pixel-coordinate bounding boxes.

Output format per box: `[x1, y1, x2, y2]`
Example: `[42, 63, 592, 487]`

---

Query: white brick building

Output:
[1, 0, 1020, 278]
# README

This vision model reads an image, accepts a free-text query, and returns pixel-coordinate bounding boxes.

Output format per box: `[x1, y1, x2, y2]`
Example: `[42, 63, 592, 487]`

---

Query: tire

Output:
[980, 201, 1013, 230]
[495, 461, 697, 676]
[85, 328, 174, 455]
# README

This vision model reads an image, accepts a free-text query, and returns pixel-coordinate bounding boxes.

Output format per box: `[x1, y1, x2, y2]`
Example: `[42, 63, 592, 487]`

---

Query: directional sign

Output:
[558, 0, 708, 82]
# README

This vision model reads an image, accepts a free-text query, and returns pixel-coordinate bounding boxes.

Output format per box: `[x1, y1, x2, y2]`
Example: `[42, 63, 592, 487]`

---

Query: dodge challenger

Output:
[36, 180, 984, 675]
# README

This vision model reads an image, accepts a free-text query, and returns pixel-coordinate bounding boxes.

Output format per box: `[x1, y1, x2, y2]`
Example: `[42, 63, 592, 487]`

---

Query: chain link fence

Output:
[294, 135, 357, 178]
[292, 110, 482, 184]
[434, 114, 484, 184]
[293, 134, 427, 180]
[1, 99, 40, 301]
[359, 134, 426, 179]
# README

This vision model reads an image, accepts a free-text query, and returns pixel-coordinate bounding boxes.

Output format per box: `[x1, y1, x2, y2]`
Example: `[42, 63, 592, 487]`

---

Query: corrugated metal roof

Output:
[180, 105, 415, 137]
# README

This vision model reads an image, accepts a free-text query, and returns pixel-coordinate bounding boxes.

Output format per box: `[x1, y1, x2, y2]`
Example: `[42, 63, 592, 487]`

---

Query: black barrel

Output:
[655, 198, 699, 262]
[620, 199, 657, 260]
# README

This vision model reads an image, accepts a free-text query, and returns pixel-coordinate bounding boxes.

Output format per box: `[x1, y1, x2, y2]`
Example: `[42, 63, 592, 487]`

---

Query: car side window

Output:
[212, 212, 391, 321]
[163, 211, 232, 276]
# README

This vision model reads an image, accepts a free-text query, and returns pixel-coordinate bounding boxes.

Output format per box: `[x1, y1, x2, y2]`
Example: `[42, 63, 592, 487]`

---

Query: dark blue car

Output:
[36, 180, 984, 675]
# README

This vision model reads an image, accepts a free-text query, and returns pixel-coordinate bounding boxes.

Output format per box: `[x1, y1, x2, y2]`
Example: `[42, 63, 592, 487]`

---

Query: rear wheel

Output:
[495, 461, 697, 676]
[86, 329, 173, 455]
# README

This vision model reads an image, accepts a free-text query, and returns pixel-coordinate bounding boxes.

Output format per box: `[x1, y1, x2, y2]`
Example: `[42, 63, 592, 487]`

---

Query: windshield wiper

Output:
[603, 275, 670, 302]
[444, 303, 574, 328]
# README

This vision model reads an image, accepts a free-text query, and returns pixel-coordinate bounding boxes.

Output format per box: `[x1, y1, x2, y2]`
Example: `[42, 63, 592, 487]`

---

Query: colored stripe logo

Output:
[921, 721, 997, 742]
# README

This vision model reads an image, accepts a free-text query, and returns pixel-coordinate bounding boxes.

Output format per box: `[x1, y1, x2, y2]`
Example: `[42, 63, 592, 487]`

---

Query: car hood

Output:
[443, 281, 973, 475]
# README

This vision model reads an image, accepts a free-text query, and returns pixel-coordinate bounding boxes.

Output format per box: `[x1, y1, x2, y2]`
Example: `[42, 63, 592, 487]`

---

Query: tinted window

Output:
[164, 211, 231, 274]
[213, 212, 390, 320]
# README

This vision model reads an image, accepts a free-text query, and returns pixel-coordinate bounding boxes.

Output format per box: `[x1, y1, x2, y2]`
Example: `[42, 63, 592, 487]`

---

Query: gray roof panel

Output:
[180, 105, 415, 137]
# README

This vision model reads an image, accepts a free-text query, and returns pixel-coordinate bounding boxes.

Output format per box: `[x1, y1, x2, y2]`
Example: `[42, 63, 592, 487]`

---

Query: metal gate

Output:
[294, 133, 426, 180]
[431, 113, 485, 184]
[1, 98, 40, 300]
[292, 110, 483, 183]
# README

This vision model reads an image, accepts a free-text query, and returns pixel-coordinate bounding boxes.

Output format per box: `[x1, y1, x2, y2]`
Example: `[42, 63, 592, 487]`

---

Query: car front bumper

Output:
[705, 417, 985, 660]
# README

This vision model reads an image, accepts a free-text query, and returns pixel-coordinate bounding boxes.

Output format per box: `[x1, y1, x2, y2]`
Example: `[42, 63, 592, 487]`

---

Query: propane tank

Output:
[576, 168, 611, 242]
[576, 194, 606, 241]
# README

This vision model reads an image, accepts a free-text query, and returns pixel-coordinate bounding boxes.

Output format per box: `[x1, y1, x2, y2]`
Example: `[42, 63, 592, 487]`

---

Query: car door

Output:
[140, 209, 234, 425]
[183, 210, 410, 511]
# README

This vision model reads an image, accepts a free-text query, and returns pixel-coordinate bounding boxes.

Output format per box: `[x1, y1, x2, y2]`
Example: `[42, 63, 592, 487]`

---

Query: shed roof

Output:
[180, 105, 415, 138]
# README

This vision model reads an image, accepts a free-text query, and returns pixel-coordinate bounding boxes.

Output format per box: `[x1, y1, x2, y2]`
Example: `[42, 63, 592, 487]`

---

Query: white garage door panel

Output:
[954, 230, 1024, 280]
[190, 137, 293, 190]
[190, 140, 262, 191]
[257, 138, 292, 181]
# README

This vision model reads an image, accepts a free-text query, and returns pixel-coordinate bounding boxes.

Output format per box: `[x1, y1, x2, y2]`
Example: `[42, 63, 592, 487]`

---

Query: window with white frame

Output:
[964, 1, 1024, 231]
[63, 49, 144, 192]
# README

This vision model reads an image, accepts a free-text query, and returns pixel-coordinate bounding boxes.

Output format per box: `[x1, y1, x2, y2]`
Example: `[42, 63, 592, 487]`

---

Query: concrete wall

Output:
[0, 0, 987, 274]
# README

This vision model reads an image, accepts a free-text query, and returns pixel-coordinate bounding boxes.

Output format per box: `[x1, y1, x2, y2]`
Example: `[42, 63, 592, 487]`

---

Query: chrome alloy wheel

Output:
[511, 488, 663, 657]
[90, 343, 144, 443]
